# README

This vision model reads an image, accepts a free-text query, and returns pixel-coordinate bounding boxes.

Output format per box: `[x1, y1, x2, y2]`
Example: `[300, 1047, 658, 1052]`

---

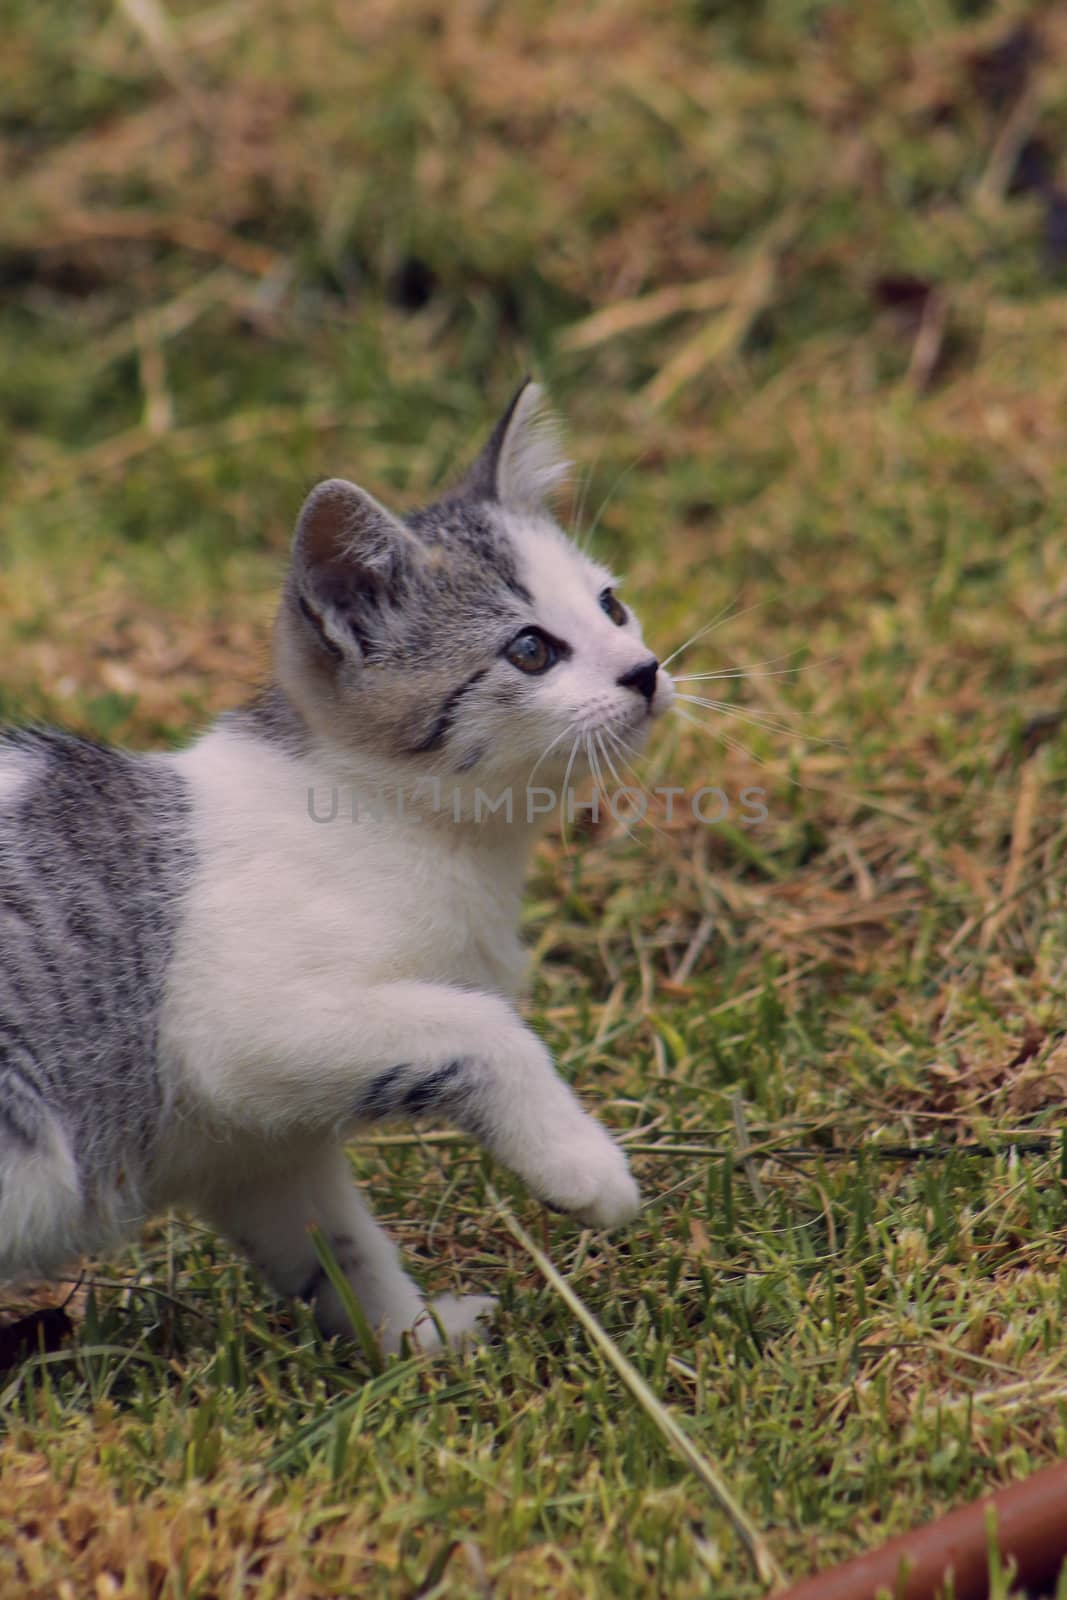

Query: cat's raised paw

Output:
[533, 1134, 641, 1229]
[569, 1168, 641, 1230]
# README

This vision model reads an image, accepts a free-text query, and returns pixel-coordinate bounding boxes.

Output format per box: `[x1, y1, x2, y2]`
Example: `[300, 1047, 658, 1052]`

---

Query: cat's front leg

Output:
[203, 1143, 495, 1353]
[347, 1000, 641, 1229]
[345, 984, 641, 1227]
[187, 980, 640, 1228]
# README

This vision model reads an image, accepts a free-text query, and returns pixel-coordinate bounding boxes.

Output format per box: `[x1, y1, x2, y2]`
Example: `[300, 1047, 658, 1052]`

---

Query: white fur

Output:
[153, 710, 639, 1346]
[514, 516, 675, 728]
[496, 383, 572, 510]
[0, 749, 38, 807]
[426, 512, 674, 792]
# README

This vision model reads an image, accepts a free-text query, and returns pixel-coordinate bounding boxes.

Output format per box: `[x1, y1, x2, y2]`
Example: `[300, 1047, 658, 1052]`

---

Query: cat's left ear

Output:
[456, 379, 571, 512]
[287, 478, 414, 662]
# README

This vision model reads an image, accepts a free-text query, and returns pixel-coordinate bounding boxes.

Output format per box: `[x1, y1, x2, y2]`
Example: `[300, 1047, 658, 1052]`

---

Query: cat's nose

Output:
[617, 658, 659, 705]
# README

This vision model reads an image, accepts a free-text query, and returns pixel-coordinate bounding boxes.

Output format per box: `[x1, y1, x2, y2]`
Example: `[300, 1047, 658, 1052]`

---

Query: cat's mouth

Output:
[610, 672, 674, 733]
[650, 672, 675, 718]
[596, 707, 654, 749]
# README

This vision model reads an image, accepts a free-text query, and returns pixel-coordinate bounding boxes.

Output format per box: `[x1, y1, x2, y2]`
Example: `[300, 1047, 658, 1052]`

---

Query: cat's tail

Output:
[0, 1068, 84, 1280]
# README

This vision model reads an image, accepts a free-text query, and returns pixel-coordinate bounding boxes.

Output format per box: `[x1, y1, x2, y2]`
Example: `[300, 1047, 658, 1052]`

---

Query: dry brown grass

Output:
[3, 0, 1067, 1594]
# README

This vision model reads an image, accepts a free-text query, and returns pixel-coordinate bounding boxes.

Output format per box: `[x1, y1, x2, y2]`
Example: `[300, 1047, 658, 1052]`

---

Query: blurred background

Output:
[4, 4, 1067, 1596]
[4, 1, 1066, 742]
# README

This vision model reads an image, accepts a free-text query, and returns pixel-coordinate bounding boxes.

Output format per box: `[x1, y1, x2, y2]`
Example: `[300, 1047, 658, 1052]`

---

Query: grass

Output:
[3, 0, 1067, 1593]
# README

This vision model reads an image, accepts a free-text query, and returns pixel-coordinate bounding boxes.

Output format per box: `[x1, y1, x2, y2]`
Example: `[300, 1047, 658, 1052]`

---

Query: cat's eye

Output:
[504, 628, 558, 675]
[599, 588, 627, 626]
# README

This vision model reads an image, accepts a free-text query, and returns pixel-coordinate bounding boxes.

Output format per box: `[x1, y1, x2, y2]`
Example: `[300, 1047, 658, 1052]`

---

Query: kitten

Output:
[0, 382, 674, 1352]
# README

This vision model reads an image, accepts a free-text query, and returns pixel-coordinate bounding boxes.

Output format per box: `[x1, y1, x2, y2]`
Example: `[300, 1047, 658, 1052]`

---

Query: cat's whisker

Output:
[527, 721, 579, 788]
[604, 724, 644, 763]
[588, 733, 638, 842]
[579, 454, 645, 556]
[672, 663, 816, 686]
[674, 692, 837, 748]
[671, 704, 774, 771]
[582, 733, 599, 823]
[600, 729, 668, 838]
[673, 670, 788, 682]
[670, 645, 817, 683]
[590, 734, 617, 823]
[596, 730, 626, 792]
[588, 733, 610, 812]
[557, 731, 584, 847]
[570, 460, 597, 553]
[585, 732, 601, 825]
[584, 733, 603, 809]
[674, 692, 805, 738]
[601, 726, 650, 799]
[658, 599, 762, 672]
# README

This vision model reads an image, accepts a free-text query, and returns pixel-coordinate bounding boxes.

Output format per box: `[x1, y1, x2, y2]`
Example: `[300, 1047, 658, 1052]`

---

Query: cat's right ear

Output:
[289, 478, 412, 661]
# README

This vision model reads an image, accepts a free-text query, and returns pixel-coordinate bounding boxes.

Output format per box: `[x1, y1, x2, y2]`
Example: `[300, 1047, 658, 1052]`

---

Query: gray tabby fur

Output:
[0, 730, 193, 1257]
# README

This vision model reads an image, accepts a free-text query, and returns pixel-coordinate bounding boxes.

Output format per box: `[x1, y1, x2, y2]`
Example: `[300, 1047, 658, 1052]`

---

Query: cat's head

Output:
[273, 381, 673, 791]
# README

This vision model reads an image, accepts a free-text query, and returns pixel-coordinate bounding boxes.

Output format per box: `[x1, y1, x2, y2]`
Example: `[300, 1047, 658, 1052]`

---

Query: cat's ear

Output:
[289, 478, 412, 660]
[456, 379, 571, 511]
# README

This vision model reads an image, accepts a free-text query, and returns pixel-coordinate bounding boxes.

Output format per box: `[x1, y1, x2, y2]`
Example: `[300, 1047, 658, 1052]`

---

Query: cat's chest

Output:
[323, 835, 527, 994]
[226, 808, 525, 996]
[175, 738, 531, 1000]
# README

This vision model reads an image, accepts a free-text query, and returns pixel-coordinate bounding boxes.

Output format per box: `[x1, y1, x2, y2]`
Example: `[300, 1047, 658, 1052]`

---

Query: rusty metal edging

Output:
[777, 1460, 1067, 1600]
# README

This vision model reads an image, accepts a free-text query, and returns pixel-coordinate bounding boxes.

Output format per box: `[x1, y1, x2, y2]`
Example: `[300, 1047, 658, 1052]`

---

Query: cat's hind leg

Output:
[204, 1143, 495, 1354]
[0, 1071, 84, 1279]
